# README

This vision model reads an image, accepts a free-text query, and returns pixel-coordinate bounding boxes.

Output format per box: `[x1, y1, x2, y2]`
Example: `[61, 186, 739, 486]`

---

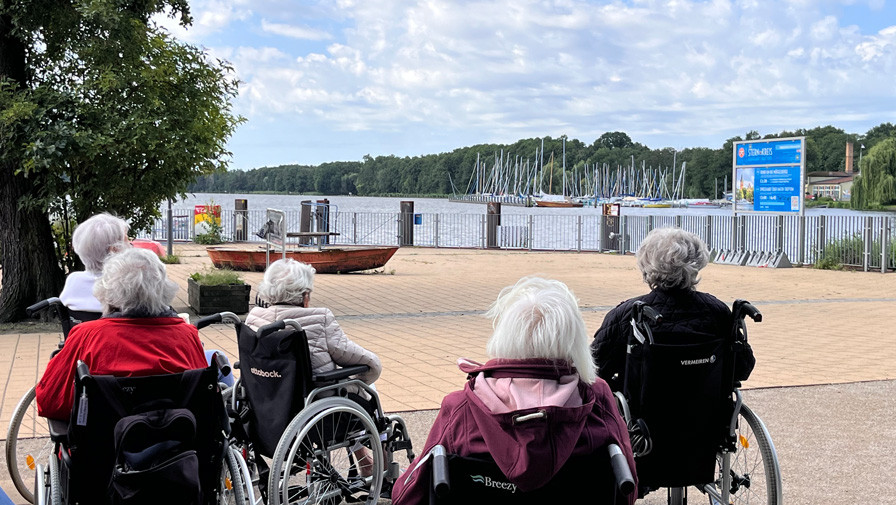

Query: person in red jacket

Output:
[36, 247, 207, 420]
[391, 276, 637, 505]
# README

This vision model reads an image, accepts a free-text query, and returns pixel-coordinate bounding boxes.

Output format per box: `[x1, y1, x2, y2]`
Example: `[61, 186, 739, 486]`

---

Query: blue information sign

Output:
[753, 165, 801, 212]
[734, 138, 802, 166]
[732, 137, 805, 214]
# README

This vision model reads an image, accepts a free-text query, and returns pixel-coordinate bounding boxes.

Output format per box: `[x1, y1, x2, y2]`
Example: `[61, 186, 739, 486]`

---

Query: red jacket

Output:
[391, 359, 637, 505]
[36, 317, 208, 420]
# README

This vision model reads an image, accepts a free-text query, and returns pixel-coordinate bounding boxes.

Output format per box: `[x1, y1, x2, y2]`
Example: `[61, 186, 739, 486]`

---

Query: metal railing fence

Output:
[141, 208, 896, 272]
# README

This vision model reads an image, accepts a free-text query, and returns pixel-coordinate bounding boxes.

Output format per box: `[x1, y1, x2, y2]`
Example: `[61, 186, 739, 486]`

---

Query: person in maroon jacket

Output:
[392, 276, 637, 505]
[36, 248, 207, 420]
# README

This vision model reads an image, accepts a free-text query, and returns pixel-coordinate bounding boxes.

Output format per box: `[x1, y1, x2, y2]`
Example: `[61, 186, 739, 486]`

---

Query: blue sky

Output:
[155, 0, 896, 169]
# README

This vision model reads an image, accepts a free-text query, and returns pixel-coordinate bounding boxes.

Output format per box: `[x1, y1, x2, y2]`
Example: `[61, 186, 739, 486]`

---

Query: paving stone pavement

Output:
[1, 244, 894, 503]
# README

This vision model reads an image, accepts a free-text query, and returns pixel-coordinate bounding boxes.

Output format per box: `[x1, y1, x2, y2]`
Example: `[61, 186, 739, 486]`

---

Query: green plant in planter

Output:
[188, 269, 250, 315]
[189, 269, 245, 286]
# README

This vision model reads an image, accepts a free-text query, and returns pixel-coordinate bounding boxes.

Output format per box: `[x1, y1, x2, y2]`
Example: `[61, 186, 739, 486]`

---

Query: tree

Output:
[851, 137, 896, 209]
[0, 1, 242, 321]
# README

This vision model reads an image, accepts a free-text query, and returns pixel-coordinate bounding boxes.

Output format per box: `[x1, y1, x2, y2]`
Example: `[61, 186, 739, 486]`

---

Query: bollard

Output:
[316, 199, 330, 245]
[234, 199, 248, 241]
[486, 202, 501, 248]
[400, 201, 414, 246]
[299, 200, 312, 245]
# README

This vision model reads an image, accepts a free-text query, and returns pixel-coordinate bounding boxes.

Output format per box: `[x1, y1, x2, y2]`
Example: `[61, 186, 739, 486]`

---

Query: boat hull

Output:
[534, 200, 584, 208]
[206, 246, 399, 273]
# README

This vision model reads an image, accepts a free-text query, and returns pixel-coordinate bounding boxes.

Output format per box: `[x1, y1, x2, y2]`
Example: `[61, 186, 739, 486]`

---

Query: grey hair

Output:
[94, 248, 178, 316]
[72, 213, 130, 273]
[257, 259, 316, 305]
[636, 227, 709, 291]
[485, 276, 596, 384]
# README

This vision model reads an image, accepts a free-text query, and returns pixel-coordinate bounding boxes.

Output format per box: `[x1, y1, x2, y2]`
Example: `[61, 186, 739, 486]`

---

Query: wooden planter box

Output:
[188, 278, 251, 315]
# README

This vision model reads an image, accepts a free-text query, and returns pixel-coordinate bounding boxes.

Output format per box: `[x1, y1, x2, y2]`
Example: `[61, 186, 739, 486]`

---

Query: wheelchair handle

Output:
[258, 319, 303, 339]
[734, 299, 762, 323]
[195, 311, 241, 329]
[431, 445, 450, 498]
[211, 351, 231, 378]
[633, 301, 663, 325]
[75, 360, 91, 382]
[608, 443, 635, 496]
[26, 297, 61, 318]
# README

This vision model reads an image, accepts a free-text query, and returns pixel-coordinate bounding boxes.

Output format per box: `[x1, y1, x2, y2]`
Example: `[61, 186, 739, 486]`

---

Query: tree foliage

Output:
[851, 137, 896, 209]
[0, 0, 242, 320]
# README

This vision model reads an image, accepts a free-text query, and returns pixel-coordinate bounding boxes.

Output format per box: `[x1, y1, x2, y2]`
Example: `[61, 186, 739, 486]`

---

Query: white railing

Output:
[141, 208, 896, 272]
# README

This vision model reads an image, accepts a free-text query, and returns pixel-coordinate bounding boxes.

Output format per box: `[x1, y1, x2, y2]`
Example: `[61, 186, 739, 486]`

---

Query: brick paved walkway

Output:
[1, 244, 894, 502]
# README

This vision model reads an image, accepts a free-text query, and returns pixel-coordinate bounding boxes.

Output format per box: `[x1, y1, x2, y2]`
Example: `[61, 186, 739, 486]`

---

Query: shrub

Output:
[189, 268, 244, 286]
[160, 254, 180, 264]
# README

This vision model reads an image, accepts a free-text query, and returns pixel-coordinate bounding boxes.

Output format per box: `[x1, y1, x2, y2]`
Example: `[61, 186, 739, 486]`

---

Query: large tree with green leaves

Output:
[0, 1, 242, 321]
[851, 137, 896, 209]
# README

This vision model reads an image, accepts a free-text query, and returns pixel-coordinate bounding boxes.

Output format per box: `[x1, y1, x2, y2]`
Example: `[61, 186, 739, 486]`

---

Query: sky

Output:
[155, 0, 896, 170]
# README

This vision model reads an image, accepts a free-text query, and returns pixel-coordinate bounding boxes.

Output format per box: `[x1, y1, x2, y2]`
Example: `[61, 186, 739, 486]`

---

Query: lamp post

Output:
[859, 144, 864, 168]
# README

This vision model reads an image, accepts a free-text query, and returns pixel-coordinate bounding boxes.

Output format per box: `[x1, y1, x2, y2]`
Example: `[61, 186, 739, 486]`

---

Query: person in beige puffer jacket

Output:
[246, 258, 383, 476]
[245, 258, 382, 386]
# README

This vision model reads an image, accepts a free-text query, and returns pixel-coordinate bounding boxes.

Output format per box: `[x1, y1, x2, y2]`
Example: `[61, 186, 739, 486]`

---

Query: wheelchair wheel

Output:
[268, 397, 384, 505]
[220, 445, 250, 504]
[7, 385, 52, 503]
[704, 403, 782, 505]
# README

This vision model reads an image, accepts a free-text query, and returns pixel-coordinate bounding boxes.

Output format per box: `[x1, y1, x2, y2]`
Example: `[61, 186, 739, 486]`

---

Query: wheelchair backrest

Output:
[65, 363, 229, 505]
[430, 451, 620, 505]
[236, 321, 314, 457]
[624, 313, 736, 488]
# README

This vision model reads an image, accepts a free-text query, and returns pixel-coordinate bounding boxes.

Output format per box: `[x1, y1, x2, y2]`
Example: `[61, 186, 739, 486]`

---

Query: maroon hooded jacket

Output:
[391, 358, 637, 504]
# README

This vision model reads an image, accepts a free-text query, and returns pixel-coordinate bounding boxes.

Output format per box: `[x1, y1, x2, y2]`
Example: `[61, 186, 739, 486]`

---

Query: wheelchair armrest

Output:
[48, 418, 69, 443]
[312, 364, 370, 383]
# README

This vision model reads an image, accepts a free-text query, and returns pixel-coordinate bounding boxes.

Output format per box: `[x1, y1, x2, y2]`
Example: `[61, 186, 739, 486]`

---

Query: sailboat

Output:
[534, 141, 584, 208]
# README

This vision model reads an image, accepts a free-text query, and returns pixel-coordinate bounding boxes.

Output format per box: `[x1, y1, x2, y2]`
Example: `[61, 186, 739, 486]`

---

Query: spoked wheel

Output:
[7, 386, 52, 503]
[268, 397, 383, 505]
[219, 446, 250, 505]
[222, 385, 265, 505]
[704, 403, 782, 505]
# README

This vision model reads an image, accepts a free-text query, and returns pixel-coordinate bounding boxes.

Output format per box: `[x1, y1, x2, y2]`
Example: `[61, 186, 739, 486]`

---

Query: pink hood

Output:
[456, 358, 596, 491]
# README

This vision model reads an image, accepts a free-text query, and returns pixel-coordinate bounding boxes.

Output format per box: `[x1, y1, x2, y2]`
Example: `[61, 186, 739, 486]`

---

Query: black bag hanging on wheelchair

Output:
[109, 408, 201, 505]
[237, 322, 308, 458]
[623, 302, 735, 489]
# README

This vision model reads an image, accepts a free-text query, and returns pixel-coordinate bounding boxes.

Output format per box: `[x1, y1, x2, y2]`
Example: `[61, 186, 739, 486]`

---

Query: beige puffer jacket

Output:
[245, 305, 381, 384]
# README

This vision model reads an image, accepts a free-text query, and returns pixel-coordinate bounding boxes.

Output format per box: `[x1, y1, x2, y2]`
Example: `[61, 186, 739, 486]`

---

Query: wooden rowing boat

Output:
[206, 245, 399, 273]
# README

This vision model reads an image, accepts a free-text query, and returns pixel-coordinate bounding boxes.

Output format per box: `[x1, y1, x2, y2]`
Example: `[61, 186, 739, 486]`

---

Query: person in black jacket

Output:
[591, 227, 755, 392]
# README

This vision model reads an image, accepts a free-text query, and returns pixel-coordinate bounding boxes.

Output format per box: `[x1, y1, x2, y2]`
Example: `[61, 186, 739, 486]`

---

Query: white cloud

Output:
[261, 20, 332, 40]
[165, 0, 896, 165]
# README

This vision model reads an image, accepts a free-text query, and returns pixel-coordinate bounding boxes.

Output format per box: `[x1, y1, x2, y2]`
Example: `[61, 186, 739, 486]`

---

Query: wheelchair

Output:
[197, 312, 416, 505]
[614, 300, 782, 505]
[426, 442, 635, 504]
[32, 356, 251, 505]
[6, 298, 101, 503]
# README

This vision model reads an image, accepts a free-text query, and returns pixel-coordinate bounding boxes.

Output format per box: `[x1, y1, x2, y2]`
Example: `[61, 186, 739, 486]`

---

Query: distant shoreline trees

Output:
[190, 124, 896, 205]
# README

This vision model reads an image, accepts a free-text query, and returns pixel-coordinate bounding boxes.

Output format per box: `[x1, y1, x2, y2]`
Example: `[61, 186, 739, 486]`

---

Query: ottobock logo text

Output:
[681, 355, 716, 366]
[251, 367, 282, 378]
[471, 475, 517, 493]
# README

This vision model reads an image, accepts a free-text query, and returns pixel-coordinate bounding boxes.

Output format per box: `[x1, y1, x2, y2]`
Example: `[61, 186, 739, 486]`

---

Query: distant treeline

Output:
[189, 124, 896, 199]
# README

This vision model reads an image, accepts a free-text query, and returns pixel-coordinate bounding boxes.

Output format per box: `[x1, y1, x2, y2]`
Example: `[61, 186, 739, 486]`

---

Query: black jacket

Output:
[591, 288, 755, 392]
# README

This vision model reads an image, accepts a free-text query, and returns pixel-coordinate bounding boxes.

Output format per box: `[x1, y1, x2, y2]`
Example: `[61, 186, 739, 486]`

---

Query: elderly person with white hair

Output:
[59, 213, 131, 313]
[591, 227, 755, 392]
[36, 248, 208, 420]
[245, 258, 382, 385]
[392, 276, 637, 505]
